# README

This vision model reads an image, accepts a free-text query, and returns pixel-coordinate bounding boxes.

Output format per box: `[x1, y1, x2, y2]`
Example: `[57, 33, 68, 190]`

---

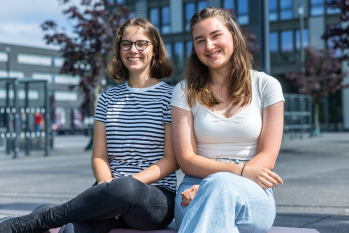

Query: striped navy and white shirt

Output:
[95, 81, 177, 192]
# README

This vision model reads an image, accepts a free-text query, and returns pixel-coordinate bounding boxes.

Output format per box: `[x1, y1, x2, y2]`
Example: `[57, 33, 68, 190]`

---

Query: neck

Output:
[209, 67, 231, 86]
[128, 71, 159, 88]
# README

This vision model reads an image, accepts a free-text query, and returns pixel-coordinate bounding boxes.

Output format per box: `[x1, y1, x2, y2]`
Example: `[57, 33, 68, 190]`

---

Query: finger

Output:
[260, 182, 269, 190]
[269, 171, 283, 184]
[115, 215, 121, 219]
[265, 176, 278, 187]
[263, 180, 273, 188]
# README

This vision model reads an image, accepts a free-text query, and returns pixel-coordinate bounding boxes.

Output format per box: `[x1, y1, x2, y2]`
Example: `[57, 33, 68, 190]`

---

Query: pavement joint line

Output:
[298, 209, 349, 228]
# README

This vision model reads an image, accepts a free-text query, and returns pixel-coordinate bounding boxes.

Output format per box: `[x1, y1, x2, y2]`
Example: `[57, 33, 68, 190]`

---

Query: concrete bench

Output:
[48, 221, 319, 233]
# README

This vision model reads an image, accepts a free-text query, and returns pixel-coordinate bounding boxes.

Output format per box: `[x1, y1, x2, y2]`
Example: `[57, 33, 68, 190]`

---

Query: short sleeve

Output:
[171, 81, 191, 111]
[259, 73, 285, 108]
[94, 93, 108, 123]
[163, 101, 172, 124]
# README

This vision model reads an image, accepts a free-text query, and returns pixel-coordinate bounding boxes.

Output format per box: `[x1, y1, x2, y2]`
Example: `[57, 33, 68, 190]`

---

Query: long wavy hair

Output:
[184, 7, 253, 108]
[108, 18, 174, 82]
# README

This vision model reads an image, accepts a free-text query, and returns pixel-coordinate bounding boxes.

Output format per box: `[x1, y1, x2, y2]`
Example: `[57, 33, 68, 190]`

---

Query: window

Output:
[184, 1, 207, 31]
[150, 6, 171, 34]
[327, 25, 341, 57]
[32, 73, 53, 83]
[0, 51, 8, 62]
[149, 8, 160, 32]
[55, 74, 81, 85]
[18, 53, 52, 66]
[327, 0, 341, 14]
[0, 70, 25, 78]
[223, 0, 234, 10]
[280, 0, 293, 20]
[237, 0, 248, 25]
[185, 2, 196, 31]
[269, 32, 279, 62]
[54, 57, 64, 67]
[281, 30, 294, 61]
[311, 0, 324, 16]
[54, 92, 78, 101]
[165, 43, 172, 58]
[186, 41, 192, 59]
[174, 42, 184, 70]
[269, 0, 278, 21]
[161, 6, 171, 35]
[296, 29, 309, 50]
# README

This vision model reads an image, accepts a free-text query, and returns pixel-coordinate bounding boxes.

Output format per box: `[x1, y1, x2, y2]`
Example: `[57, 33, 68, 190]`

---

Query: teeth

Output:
[128, 58, 139, 61]
[208, 51, 219, 57]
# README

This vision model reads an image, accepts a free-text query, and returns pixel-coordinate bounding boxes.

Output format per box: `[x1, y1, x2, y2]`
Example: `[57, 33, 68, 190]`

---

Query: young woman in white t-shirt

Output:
[0, 18, 178, 233]
[171, 8, 284, 233]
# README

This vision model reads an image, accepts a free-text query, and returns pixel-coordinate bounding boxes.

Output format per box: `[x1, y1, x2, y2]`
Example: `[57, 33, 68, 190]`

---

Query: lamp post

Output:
[298, 5, 305, 76]
[5, 46, 11, 155]
[5, 46, 10, 78]
[261, 0, 270, 75]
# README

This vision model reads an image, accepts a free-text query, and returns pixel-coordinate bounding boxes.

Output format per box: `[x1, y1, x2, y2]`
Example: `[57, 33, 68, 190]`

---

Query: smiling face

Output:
[120, 26, 154, 78]
[192, 16, 234, 74]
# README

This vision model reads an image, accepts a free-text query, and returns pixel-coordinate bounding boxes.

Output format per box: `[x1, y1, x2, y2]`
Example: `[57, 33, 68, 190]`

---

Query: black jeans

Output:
[44, 176, 175, 233]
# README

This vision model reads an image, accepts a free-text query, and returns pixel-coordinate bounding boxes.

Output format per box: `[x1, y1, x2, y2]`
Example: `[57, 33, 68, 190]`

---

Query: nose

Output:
[206, 39, 215, 50]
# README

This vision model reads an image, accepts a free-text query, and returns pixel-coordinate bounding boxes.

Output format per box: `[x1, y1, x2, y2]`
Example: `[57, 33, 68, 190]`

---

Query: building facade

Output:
[118, 0, 349, 131]
[0, 43, 84, 134]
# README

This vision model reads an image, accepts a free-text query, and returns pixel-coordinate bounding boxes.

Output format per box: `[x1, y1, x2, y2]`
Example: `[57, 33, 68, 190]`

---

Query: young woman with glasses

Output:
[171, 8, 284, 233]
[0, 17, 178, 233]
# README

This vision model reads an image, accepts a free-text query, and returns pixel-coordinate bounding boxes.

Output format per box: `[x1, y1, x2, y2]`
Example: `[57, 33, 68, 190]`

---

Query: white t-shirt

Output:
[171, 70, 285, 160]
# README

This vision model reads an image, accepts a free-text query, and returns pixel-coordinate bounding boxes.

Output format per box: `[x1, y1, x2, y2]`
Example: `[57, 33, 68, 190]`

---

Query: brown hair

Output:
[108, 17, 174, 82]
[184, 7, 252, 108]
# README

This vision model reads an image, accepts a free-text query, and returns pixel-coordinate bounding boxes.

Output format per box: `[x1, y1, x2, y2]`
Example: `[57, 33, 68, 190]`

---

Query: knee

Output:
[204, 172, 240, 188]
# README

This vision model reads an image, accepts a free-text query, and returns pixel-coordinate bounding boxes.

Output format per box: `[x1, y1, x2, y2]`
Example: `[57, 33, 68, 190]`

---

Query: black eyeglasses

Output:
[120, 40, 152, 51]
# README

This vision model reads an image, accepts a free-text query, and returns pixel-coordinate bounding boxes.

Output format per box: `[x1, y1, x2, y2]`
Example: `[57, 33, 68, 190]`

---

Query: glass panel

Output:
[186, 41, 192, 58]
[185, 3, 196, 31]
[17, 53, 52, 66]
[280, 10, 292, 20]
[269, 0, 278, 21]
[281, 30, 294, 61]
[269, 12, 278, 21]
[174, 42, 184, 70]
[54, 57, 64, 67]
[0, 70, 25, 78]
[270, 32, 278, 62]
[223, 0, 235, 10]
[149, 8, 159, 26]
[237, 0, 248, 14]
[55, 74, 81, 85]
[198, 1, 207, 11]
[165, 43, 172, 58]
[296, 29, 309, 50]
[280, 0, 293, 20]
[238, 15, 249, 25]
[269, 0, 277, 10]
[32, 73, 53, 83]
[161, 6, 171, 35]
[311, 6, 324, 16]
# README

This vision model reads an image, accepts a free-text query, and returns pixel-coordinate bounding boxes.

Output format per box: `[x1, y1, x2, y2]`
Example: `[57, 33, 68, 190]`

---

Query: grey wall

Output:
[207, 0, 221, 8]
[135, 1, 147, 18]
[309, 16, 325, 49]
[170, 0, 183, 33]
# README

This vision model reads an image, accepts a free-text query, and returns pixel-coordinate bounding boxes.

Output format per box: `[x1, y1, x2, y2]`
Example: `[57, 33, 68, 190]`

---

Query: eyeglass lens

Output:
[120, 40, 149, 51]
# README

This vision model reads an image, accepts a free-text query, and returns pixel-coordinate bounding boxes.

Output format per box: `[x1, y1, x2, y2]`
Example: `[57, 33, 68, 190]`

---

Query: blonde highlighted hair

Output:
[184, 7, 253, 108]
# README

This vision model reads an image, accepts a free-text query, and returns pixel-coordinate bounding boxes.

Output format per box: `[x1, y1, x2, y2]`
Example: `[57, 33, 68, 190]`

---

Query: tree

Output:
[41, 0, 130, 148]
[285, 47, 348, 136]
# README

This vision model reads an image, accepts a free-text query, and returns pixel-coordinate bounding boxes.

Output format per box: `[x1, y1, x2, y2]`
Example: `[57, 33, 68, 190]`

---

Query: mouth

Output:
[127, 57, 142, 61]
[207, 51, 221, 58]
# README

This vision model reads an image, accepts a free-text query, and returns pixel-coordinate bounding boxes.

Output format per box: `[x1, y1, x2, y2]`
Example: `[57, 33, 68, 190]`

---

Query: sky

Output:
[0, 0, 81, 50]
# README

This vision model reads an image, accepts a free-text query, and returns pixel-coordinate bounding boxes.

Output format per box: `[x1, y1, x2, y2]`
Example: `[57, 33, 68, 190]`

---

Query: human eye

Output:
[121, 41, 131, 47]
[137, 40, 147, 47]
[213, 34, 221, 39]
[195, 39, 204, 44]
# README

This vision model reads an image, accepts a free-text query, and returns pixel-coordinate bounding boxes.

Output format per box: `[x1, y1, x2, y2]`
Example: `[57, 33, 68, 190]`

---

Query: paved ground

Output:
[0, 132, 348, 232]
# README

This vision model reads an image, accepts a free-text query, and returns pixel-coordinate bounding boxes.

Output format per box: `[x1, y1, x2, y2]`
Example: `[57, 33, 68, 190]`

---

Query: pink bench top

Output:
[48, 221, 319, 233]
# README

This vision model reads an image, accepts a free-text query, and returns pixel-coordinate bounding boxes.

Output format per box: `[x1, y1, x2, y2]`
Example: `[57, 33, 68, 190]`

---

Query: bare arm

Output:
[91, 120, 113, 183]
[132, 123, 179, 184]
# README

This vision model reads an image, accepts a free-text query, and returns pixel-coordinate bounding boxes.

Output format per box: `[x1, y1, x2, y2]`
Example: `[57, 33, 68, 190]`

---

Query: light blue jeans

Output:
[175, 172, 276, 233]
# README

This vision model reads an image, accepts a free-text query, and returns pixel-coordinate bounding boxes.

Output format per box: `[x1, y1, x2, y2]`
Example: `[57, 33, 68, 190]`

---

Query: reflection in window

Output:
[32, 73, 53, 83]
[237, 0, 248, 25]
[186, 41, 192, 59]
[223, 0, 235, 10]
[54, 92, 78, 101]
[280, 0, 293, 20]
[54, 57, 64, 67]
[150, 8, 160, 32]
[311, 0, 324, 16]
[18, 53, 52, 66]
[327, 25, 341, 57]
[55, 74, 81, 85]
[161, 6, 171, 35]
[281, 30, 294, 61]
[269, 0, 278, 21]
[185, 3, 196, 31]
[327, 0, 341, 14]
[174, 42, 184, 70]
[270, 32, 279, 62]
[0, 51, 8, 62]
[0, 70, 25, 78]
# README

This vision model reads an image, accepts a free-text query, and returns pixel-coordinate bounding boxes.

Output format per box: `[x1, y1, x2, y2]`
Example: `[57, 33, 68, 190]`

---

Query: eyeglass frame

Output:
[119, 40, 153, 51]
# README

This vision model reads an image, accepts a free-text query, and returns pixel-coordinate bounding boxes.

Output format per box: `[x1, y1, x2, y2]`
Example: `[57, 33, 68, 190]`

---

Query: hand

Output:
[180, 185, 200, 207]
[98, 178, 114, 185]
[115, 215, 121, 219]
[242, 166, 283, 190]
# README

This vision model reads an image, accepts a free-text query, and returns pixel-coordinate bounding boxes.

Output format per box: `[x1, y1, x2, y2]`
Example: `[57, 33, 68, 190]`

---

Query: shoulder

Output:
[251, 70, 282, 89]
[98, 83, 127, 103]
